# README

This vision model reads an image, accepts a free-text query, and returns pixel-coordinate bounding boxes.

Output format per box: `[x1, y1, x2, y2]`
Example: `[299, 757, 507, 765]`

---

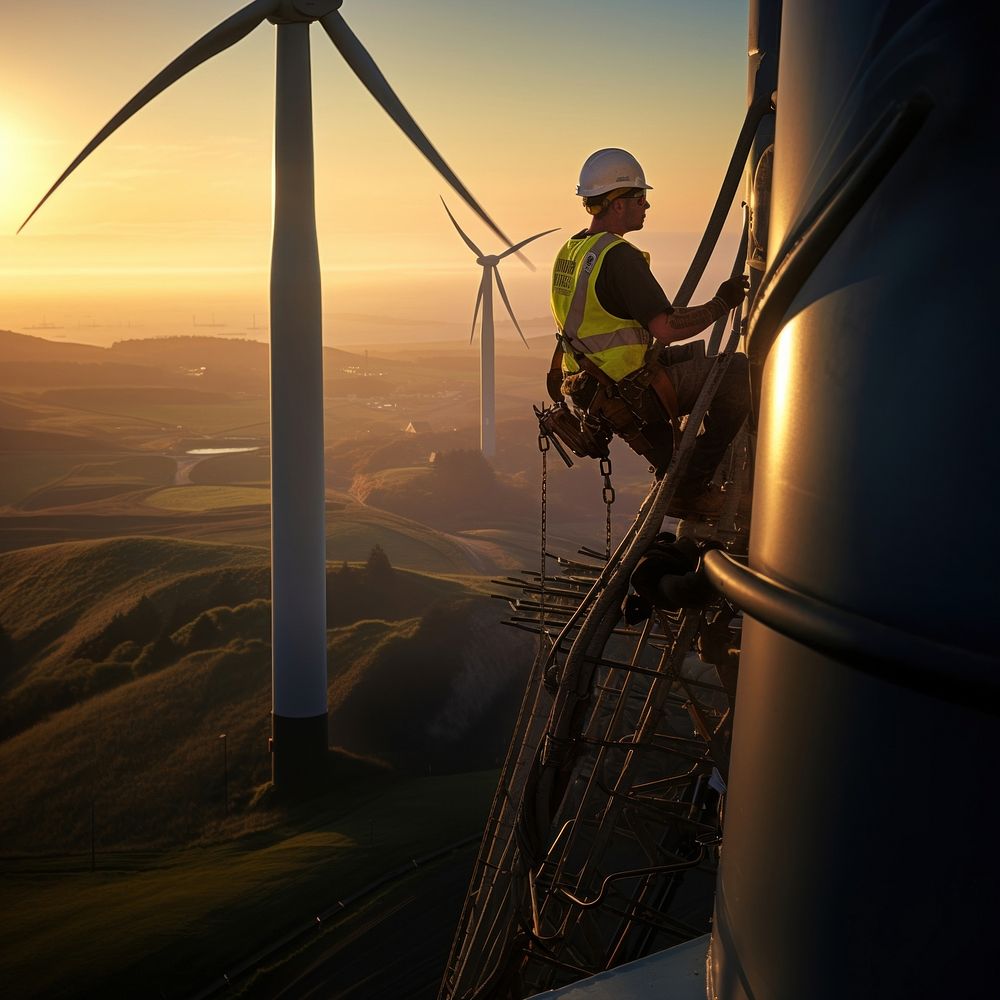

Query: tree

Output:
[134, 629, 177, 675]
[365, 543, 394, 582]
[75, 594, 162, 662]
[186, 612, 219, 650]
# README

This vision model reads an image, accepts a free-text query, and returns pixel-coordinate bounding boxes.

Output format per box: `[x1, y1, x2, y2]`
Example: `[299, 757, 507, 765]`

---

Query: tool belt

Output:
[535, 401, 612, 460]
[545, 336, 679, 470]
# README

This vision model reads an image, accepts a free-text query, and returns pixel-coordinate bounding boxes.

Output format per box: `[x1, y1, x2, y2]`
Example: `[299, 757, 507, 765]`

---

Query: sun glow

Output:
[0, 1, 748, 345]
[1, 115, 31, 224]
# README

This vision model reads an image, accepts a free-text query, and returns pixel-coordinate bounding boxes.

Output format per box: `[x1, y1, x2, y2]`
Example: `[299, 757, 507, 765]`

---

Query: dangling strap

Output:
[646, 361, 679, 421]
[570, 342, 619, 392]
[641, 358, 681, 450]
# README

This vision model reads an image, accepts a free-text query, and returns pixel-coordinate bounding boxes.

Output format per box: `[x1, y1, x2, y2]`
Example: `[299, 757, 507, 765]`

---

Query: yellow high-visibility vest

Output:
[550, 232, 652, 380]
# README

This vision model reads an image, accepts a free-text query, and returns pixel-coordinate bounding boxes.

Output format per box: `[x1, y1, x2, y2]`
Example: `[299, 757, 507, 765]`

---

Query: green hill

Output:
[0, 537, 262, 672]
[0, 362, 180, 390]
[351, 449, 535, 531]
[0, 536, 533, 853]
[0, 535, 477, 742]
[0, 329, 106, 363]
[329, 428, 479, 476]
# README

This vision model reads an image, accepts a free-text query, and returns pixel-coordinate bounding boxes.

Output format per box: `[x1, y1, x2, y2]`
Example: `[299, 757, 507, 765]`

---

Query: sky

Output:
[1, 0, 751, 347]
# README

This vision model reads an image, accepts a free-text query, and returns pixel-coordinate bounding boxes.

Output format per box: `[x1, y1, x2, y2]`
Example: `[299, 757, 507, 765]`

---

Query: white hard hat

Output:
[576, 148, 652, 198]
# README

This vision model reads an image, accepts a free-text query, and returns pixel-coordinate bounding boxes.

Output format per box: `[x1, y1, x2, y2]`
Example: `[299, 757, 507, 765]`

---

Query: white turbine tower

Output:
[19, 0, 520, 792]
[442, 201, 557, 459]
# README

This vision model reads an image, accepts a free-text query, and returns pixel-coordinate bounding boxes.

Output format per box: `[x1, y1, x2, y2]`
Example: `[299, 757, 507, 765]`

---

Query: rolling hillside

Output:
[0, 327, 628, 854]
[0, 536, 533, 853]
[0, 329, 106, 363]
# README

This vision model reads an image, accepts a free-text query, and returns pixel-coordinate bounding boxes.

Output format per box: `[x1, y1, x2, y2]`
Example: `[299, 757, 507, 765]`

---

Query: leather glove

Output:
[713, 274, 749, 311]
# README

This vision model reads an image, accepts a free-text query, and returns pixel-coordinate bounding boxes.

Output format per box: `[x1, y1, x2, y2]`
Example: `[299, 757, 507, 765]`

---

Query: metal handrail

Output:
[702, 549, 1000, 714]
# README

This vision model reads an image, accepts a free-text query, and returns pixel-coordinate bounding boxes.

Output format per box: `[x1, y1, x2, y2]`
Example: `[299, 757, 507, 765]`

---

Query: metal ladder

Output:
[439, 341, 753, 999]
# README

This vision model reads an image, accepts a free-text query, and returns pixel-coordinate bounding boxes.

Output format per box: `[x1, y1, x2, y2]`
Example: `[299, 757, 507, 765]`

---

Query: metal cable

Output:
[675, 93, 773, 307]
[539, 430, 549, 633]
[707, 205, 750, 356]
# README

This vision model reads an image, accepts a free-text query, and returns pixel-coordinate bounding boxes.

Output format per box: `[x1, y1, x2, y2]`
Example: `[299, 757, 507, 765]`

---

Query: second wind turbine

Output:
[443, 201, 557, 458]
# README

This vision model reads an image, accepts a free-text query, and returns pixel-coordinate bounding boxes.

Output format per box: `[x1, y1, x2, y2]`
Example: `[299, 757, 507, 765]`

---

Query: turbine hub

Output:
[478, 255, 499, 266]
[270, 0, 343, 24]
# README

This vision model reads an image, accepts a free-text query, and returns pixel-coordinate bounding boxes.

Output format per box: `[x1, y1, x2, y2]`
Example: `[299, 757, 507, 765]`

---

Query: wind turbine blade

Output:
[493, 268, 529, 349]
[18, 0, 278, 233]
[319, 11, 531, 267]
[441, 198, 483, 257]
[496, 228, 561, 261]
[470, 272, 486, 345]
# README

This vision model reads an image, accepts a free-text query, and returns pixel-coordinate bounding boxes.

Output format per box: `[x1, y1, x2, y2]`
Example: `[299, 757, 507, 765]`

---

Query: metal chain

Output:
[538, 428, 550, 631]
[600, 456, 615, 562]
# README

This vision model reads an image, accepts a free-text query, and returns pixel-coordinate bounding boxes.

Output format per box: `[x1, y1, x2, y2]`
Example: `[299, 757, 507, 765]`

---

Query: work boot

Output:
[666, 481, 726, 520]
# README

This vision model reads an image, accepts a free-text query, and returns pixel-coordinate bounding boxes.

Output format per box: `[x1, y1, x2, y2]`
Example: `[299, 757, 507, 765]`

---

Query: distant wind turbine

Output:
[19, 0, 520, 791]
[441, 200, 557, 458]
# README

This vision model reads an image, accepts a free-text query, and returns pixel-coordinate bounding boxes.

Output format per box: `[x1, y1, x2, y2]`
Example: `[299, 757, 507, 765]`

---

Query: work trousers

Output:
[566, 343, 750, 486]
[659, 344, 749, 487]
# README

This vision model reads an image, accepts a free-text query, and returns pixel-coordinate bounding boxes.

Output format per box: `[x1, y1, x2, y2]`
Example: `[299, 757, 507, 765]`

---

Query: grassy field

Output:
[0, 487, 504, 573]
[8, 389, 268, 443]
[190, 452, 270, 485]
[0, 453, 110, 507]
[232, 845, 475, 999]
[31, 387, 267, 431]
[0, 770, 497, 1000]
[17, 455, 178, 511]
[145, 485, 271, 511]
[56, 455, 175, 485]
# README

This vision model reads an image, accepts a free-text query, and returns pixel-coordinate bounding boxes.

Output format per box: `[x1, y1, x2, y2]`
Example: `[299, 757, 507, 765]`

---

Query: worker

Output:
[550, 148, 750, 517]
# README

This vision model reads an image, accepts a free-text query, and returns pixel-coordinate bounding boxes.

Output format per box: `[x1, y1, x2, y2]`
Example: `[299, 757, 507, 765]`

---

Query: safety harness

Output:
[538, 332, 681, 470]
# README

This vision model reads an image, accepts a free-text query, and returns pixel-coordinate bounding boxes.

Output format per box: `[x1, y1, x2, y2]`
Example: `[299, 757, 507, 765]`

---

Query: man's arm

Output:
[647, 276, 749, 345]
[648, 302, 726, 344]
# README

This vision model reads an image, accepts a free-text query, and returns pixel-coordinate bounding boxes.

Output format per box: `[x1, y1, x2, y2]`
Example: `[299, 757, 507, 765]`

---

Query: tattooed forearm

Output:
[646, 298, 728, 344]
[666, 300, 724, 333]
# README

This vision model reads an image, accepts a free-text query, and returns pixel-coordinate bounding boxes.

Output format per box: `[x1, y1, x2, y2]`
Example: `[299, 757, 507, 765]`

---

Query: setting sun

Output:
[0, 0, 747, 344]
